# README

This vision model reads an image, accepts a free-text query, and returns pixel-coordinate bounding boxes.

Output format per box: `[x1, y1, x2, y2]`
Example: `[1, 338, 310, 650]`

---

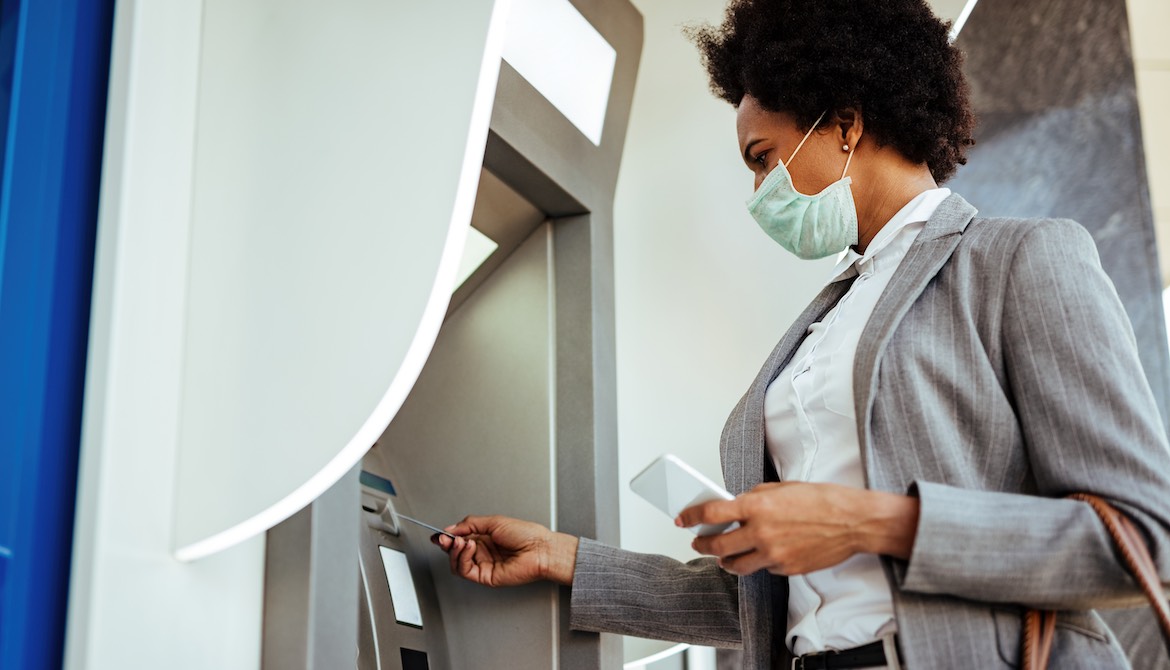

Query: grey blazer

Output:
[569, 194, 1170, 668]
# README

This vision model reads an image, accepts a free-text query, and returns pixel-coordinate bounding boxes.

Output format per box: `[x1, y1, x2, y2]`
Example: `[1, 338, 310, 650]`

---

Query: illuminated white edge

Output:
[545, 225, 559, 661]
[624, 643, 692, 669]
[546, 224, 558, 536]
[948, 0, 979, 42]
[358, 554, 383, 667]
[174, 0, 513, 562]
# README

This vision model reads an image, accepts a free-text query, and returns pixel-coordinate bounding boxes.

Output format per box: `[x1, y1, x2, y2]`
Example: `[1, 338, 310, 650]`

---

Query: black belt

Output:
[791, 640, 887, 669]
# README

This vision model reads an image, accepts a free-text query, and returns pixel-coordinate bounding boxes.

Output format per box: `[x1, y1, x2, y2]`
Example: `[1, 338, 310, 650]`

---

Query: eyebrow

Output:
[742, 138, 764, 165]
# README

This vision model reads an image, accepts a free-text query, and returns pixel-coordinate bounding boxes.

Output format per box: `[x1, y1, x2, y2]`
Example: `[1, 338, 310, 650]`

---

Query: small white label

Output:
[379, 546, 423, 627]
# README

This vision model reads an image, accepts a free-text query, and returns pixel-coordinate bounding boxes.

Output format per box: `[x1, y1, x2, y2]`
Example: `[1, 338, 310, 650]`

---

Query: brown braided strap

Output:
[1023, 493, 1170, 669]
[1022, 609, 1056, 670]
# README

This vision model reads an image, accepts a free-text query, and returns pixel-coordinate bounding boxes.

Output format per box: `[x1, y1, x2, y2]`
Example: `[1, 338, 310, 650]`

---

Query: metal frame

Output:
[461, 3, 643, 666]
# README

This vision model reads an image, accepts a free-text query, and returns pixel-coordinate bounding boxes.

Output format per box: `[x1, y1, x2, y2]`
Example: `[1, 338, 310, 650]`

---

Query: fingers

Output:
[718, 549, 773, 576]
[446, 536, 484, 581]
[446, 514, 504, 537]
[458, 537, 479, 581]
[447, 536, 463, 574]
[676, 499, 744, 529]
[436, 533, 455, 552]
[692, 525, 755, 558]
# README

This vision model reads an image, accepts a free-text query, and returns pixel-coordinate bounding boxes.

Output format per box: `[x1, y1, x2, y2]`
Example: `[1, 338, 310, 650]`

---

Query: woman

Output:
[434, 1, 1170, 667]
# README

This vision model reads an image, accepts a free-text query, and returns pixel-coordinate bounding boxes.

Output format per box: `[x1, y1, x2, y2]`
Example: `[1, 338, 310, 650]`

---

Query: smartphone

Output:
[630, 454, 739, 536]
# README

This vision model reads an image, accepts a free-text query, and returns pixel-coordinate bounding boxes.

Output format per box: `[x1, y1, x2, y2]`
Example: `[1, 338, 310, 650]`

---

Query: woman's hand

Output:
[677, 482, 919, 577]
[435, 515, 579, 587]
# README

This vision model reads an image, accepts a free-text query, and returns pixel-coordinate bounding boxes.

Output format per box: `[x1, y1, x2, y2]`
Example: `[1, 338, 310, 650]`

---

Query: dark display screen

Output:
[400, 648, 429, 670]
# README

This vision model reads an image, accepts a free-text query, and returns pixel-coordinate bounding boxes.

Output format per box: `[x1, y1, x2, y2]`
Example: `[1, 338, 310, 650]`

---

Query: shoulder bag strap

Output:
[1023, 493, 1170, 669]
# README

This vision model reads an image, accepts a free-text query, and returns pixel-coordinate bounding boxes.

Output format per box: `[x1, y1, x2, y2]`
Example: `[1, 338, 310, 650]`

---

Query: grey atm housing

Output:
[261, 3, 643, 669]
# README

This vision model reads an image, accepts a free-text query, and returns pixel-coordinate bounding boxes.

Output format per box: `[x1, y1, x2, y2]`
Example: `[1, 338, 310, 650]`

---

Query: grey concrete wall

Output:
[949, 0, 1170, 427]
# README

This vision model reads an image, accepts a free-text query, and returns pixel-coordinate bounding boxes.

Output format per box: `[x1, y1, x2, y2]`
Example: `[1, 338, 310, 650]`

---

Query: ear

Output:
[832, 107, 864, 151]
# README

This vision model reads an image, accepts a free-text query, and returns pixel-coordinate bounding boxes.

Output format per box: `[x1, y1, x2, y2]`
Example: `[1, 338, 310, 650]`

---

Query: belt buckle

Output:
[791, 649, 837, 670]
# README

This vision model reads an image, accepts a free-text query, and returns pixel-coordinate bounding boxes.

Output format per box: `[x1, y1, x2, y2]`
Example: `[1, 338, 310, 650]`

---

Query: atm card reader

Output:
[360, 470, 399, 535]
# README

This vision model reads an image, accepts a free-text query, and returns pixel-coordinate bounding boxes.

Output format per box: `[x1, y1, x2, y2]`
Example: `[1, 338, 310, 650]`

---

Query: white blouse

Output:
[764, 188, 952, 656]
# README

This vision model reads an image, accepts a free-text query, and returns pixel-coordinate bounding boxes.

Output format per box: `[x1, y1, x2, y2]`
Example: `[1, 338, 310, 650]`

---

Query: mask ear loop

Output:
[841, 145, 855, 179]
[784, 109, 828, 168]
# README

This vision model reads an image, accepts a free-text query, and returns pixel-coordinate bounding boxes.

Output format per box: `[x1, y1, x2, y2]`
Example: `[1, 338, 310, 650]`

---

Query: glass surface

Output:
[378, 546, 423, 628]
[399, 648, 430, 670]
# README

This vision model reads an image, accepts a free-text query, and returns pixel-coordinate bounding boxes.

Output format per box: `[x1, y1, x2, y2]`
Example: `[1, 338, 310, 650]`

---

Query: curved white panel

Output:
[172, 0, 510, 560]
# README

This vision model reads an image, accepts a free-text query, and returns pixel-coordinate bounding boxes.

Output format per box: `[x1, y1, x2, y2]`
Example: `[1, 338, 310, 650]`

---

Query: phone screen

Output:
[630, 455, 738, 536]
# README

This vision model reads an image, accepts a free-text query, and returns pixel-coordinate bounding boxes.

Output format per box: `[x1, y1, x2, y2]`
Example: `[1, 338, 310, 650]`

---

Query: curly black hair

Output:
[688, 0, 976, 182]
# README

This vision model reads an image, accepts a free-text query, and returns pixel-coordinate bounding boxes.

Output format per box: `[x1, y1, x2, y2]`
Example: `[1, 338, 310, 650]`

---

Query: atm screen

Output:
[400, 648, 429, 670]
[378, 546, 423, 627]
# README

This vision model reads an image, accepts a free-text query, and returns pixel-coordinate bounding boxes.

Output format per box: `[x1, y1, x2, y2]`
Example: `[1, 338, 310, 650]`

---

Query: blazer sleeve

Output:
[569, 538, 743, 648]
[897, 218, 1170, 610]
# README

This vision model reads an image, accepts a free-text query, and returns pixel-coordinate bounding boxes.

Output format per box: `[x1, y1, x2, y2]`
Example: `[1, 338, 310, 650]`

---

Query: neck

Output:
[851, 158, 939, 253]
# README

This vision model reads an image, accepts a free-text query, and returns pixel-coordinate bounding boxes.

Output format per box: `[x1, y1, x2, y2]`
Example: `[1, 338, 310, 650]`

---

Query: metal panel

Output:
[486, 5, 643, 667]
[367, 223, 559, 670]
[262, 468, 359, 670]
[449, 168, 547, 316]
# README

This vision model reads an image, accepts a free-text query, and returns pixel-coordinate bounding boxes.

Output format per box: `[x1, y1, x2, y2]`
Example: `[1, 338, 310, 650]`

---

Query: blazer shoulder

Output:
[958, 216, 1098, 263]
[963, 215, 1093, 245]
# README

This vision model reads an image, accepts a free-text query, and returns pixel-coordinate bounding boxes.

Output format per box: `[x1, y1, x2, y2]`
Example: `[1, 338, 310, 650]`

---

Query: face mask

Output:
[745, 110, 858, 260]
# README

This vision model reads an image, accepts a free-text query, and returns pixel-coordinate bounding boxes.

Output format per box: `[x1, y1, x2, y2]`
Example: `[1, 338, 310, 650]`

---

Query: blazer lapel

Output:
[723, 193, 977, 670]
[852, 194, 978, 480]
[726, 273, 856, 670]
[723, 278, 855, 495]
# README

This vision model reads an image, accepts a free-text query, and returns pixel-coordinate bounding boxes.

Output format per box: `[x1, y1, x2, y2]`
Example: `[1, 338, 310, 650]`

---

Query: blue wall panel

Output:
[0, 0, 114, 668]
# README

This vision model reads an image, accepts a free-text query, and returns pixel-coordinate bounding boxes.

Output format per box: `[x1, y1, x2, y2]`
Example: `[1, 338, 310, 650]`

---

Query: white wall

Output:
[1128, 0, 1170, 284]
[614, 0, 834, 660]
[64, 3, 267, 668]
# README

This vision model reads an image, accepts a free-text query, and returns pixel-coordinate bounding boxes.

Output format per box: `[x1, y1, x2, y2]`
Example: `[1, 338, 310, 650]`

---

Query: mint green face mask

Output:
[745, 110, 858, 260]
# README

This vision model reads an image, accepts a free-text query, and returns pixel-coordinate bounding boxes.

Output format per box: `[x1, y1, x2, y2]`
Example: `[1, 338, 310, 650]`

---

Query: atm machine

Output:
[356, 467, 449, 670]
[261, 2, 643, 669]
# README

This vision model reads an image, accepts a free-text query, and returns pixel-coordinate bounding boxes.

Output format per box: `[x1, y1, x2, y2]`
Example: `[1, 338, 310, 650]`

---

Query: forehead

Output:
[736, 96, 793, 147]
[735, 96, 765, 137]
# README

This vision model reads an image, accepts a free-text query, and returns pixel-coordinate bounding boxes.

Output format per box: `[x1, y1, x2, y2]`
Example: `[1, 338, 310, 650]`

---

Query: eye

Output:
[753, 151, 769, 168]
